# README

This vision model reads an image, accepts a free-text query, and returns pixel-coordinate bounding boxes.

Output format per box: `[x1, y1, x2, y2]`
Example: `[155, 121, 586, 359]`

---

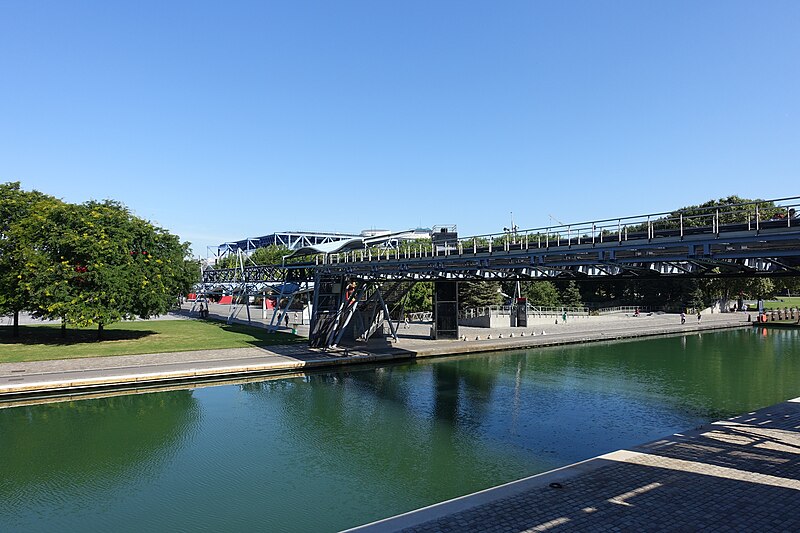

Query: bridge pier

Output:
[308, 274, 346, 348]
[433, 281, 459, 340]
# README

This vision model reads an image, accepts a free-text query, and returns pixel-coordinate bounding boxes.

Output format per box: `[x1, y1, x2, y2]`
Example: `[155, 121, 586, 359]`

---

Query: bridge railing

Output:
[306, 196, 800, 265]
[407, 311, 433, 322]
[528, 306, 590, 317]
[451, 196, 800, 255]
[461, 305, 590, 319]
[594, 306, 653, 315]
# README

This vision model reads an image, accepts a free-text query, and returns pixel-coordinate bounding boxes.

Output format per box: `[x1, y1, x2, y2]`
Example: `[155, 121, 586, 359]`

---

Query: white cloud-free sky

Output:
[1, 1, 797, 255]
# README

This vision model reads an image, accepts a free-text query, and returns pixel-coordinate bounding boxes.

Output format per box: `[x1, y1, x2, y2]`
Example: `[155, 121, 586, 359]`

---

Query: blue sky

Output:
[1, 1, 798, 256]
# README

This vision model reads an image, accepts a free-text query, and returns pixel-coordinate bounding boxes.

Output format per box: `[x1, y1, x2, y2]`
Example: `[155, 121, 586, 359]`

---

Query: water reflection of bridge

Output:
[199, 197, 800, 347]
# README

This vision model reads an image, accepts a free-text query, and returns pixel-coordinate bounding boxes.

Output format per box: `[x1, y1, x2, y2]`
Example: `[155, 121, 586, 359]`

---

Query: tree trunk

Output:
[97, 323, 104, 341]
[13, 310, 19, 338]
[61, 319, 67, 338]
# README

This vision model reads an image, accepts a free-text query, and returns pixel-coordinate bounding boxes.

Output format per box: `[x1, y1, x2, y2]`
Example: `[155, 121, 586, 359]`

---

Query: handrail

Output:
[461, 305, 590, 318]
[213, 195, 800, 267]
[385, 196, 799, 262]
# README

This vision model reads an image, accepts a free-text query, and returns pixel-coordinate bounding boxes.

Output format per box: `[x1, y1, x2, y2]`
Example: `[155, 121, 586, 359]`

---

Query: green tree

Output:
[0, 182, 61, 337]
[522, 281, 560, 307]
[30, 199, 196, 339]
[250, 245, 292, 265]
[680, 279, 705, 312]
[216, 244, 306, 269]
[402, 282, 432, 313]
[703, 276, 775, 303]
[123, 206, 198, 318]
[672, 196, 781, 227]
[626, 196, 782, 235]
[560, 280, 584, 307]
[459, 281, 502, 310]
[774, 277, 800, 297]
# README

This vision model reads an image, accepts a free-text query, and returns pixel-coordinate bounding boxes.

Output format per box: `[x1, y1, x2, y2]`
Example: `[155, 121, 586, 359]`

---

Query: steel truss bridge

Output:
[198, 196, 800, 347]
[212, 230, 361, 260]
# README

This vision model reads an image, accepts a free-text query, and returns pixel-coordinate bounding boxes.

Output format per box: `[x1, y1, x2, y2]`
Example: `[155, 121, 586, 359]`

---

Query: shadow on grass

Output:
[0, 325, 156, 346]
[215, 322, 307, 346]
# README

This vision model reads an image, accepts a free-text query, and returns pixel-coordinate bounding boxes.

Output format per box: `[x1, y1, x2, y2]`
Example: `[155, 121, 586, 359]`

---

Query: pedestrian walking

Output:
[680, 312, 686, 325]
[697, 311, 701, 323]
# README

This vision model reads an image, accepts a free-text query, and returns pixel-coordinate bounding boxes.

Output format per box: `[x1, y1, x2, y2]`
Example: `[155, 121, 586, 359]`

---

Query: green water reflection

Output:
[2, 328, 799, 532]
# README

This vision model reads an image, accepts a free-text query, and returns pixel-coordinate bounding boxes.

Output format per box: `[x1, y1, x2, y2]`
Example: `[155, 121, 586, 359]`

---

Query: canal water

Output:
[2, 328, 799, 532]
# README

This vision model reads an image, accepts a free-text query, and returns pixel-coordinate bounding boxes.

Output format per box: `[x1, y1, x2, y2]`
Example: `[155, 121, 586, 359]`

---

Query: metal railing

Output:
[461, 305, 590, 319]
[594, 306, 653, 315]
[407, 311, 433, 322]
[308, 196, 800, 266]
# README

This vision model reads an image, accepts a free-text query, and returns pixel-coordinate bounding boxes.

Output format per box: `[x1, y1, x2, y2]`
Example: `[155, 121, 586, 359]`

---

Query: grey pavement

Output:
[350, 398, 800, 532]
[0, 304, 749, 398]
[204, 301, 752, 346]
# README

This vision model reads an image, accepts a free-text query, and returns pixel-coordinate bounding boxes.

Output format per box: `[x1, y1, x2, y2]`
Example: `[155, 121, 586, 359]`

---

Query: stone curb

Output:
[0, 320, 747, 399]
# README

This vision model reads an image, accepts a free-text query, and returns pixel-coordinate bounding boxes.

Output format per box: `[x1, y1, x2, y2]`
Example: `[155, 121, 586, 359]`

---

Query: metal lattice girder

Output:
[763, 258, 800, 274]
[201, 265, 316, 284]
[200, 214, 800, 286]
[217, 231, 362, 258]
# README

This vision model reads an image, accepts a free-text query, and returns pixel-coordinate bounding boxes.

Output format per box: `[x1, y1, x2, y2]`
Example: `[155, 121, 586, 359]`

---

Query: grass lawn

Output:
[0, 319, 305, 364]
[763, 297, 800, 309]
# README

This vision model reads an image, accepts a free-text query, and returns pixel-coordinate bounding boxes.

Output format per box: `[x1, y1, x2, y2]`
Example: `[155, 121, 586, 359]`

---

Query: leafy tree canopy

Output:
[402, 282, 432, 313]
[216, 245, 298, 269]
[1, 183, 197, 338]
[560, 280, 584, 307]
[459, 281, 502, 310]
[0, 183, 62, 335]
[523, 281, 560, 307]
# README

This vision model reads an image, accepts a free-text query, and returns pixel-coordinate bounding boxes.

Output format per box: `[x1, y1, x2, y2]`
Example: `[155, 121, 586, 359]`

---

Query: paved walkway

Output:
[349, 398, 800, 532]
[203, 301, 752, 345]
[0, 306, 749, 399]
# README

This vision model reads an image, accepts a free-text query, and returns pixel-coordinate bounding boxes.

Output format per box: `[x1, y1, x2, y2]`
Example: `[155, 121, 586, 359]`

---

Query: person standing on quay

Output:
[697, 311, 702, 323]
[680, 312, 686, 325]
